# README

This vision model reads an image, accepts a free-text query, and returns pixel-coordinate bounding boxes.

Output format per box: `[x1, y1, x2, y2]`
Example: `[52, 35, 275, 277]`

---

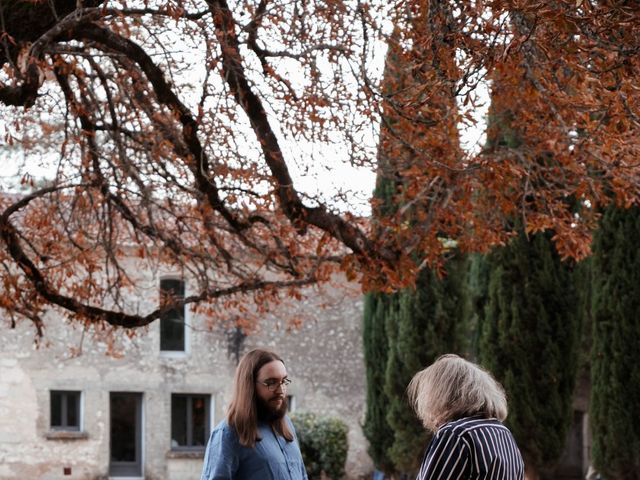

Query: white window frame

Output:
[170, 393, 213, 451]
[49, 390, 83, 432]
[158, 276, 190, 357]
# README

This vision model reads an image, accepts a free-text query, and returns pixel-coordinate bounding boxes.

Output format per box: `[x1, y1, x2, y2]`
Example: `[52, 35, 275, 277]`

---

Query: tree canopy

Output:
[0, 0, 639, 333]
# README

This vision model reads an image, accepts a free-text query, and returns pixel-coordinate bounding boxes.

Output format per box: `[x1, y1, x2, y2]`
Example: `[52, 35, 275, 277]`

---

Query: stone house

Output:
[0, 269, 372, 480]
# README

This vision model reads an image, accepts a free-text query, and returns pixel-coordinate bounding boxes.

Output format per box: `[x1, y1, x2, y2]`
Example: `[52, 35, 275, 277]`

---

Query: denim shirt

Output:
[200, 417, 308, 480]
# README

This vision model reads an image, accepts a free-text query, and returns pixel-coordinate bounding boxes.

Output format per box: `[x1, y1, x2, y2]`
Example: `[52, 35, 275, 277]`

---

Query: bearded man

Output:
[200, 349, 308, 480]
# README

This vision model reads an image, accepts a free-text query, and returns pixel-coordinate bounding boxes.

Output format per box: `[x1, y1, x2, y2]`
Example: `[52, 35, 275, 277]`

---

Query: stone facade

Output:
[0, 270, 372, 480]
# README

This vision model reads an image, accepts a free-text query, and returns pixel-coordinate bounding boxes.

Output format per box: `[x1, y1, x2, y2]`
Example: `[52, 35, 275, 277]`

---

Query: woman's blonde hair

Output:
[407, 354, 508, 432]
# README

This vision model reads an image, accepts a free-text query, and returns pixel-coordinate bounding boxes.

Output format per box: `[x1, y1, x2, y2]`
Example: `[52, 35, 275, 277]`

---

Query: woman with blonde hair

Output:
[408, 354, 524, 479]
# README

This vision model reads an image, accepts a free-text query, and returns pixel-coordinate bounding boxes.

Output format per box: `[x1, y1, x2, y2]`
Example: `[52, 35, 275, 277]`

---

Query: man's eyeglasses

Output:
[256, 378, 291, 391]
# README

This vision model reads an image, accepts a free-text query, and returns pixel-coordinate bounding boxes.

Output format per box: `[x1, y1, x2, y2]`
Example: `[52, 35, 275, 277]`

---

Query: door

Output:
[109, 392, 143, 477]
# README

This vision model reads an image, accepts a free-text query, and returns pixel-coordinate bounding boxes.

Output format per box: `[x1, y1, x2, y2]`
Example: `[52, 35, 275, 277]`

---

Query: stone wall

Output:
[0, 270, 372, 480]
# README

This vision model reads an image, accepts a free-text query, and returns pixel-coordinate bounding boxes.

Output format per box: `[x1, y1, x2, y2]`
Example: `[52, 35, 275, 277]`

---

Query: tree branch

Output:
[206, 0, 396, 264]
[0, 186, 320, 329]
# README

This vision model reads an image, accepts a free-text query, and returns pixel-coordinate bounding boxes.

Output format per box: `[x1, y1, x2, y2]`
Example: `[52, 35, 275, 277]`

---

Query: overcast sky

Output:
[0, 2, 488, 217]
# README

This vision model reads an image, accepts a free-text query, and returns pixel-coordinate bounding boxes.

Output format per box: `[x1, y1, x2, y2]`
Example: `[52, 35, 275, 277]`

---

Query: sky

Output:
[0, 1, 489, 217]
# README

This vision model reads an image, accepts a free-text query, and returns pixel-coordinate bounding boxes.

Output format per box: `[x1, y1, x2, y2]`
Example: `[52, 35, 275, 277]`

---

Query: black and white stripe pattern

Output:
[417, 416, 525, 480]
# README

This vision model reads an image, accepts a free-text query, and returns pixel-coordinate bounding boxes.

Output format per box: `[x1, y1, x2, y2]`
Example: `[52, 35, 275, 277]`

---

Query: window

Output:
[160, 278, 186, 352]
[287, 394, 296, 413]
[171, 394, 210, 450]
[50, 390, 81, 431]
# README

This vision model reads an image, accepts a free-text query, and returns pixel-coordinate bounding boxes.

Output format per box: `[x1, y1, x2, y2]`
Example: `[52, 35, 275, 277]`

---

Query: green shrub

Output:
[291, 412, 349, 480]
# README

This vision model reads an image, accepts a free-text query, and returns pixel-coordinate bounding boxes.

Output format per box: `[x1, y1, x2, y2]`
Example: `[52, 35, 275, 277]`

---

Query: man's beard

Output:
[256, 394, 288, 422]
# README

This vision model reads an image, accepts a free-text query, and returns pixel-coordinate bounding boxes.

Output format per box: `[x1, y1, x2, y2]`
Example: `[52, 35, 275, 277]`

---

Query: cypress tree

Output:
[363, 0, 465, 475]
[590, 205, 640, 479]
[475, 31, 582, 476]
[479, 230, 579, 477]
[464, 253, 491, 358]
[384, 256, 469, 474]
[362, 53, 404, 468]
[362, 292, 395, 473]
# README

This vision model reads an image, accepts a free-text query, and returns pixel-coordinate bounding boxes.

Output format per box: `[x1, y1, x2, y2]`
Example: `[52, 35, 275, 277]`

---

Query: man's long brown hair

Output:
[227, 349, 294, 447]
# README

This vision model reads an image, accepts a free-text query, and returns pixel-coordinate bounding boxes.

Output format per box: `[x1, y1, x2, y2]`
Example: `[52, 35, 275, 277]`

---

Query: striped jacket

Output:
[417, 416, 525, 480]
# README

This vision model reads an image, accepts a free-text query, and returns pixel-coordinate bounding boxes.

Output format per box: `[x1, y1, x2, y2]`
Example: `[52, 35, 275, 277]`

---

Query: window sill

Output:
[159, 351, 189, 359]
[166, 449, 206, 459]
[45, 430, 88, 440]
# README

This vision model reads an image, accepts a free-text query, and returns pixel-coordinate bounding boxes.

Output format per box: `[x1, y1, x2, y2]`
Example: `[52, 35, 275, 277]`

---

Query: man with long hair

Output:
[407, 354, 524, 479]
[201, 349, 308, 479]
